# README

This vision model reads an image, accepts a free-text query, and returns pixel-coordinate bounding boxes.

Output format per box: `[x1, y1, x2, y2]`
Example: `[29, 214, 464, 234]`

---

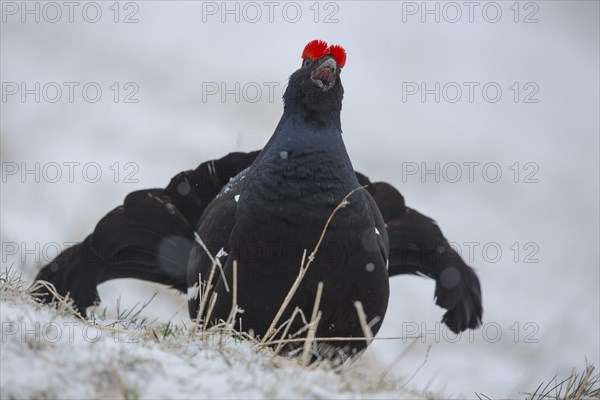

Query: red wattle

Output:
[302, 40, 329, 62]
[302, 40, 347, 68]
[328, 45, 347, 69]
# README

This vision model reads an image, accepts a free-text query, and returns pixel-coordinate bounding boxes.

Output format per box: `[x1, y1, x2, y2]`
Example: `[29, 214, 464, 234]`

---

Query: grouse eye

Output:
[303, 58, 313, 67]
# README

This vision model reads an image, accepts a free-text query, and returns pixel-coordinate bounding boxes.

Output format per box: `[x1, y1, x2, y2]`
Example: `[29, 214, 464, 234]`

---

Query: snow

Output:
[0, 282, 419, 399]
[1, 1, 599, 398]
[216, 248, 229, 258]
[187, 285, 199, 301]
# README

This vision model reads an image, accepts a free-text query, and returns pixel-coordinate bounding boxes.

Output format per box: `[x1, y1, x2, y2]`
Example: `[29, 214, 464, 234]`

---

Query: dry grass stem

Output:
[262, 187, 365, 343]
[301, 281, 324, 366]
[192, 262, 217, 336]
[263, 335, 419, 346]
[203, 292, 219, 336]
[194, 232, 229, 293]
[354, 301, 374, 348]
[379, 338, 419, 383]
[273, 306, 303, 356]
[226, 261, 239, 328]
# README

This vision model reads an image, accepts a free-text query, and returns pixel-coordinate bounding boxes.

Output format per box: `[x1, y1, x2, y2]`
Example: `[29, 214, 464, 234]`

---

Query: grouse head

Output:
[284, 40, 346, 119]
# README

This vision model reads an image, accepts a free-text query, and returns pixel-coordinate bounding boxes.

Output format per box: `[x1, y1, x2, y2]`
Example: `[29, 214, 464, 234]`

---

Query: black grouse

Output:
[32, 40, 482, 358]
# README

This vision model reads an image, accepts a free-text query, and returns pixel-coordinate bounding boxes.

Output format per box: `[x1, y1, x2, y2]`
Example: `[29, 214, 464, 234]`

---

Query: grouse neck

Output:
[264, 110, 349, 164]
[282, 101, 342, 132]
[246, 107, 359, 201]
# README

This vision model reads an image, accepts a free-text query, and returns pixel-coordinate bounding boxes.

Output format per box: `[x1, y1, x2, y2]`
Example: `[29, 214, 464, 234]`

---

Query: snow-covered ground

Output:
[2, 1, 599, 398]
[1, 275, 423, 399]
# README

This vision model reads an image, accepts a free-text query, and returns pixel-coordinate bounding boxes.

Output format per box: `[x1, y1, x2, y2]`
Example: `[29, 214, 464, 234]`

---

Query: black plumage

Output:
[32, 41, 482, 358]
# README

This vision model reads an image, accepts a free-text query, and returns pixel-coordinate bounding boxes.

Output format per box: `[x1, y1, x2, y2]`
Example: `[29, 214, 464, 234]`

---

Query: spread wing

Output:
[357, 174, 483, 333]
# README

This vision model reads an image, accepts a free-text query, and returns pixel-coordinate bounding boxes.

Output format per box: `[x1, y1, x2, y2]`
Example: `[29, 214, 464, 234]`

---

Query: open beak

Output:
[311, 58, 337, 91]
